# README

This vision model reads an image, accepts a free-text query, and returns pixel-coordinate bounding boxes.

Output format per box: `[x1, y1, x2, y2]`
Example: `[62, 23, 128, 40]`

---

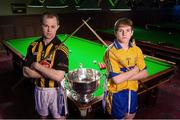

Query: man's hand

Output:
[41, 60, 51, 68]
[31, 62, 41, 70]
[129, 66, 148, 81]
[31, 61, 51, 70]
[132, 66, 139, 74]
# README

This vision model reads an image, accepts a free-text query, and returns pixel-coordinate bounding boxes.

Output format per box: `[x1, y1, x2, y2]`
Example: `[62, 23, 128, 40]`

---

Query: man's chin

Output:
[44, 35, 55, 40]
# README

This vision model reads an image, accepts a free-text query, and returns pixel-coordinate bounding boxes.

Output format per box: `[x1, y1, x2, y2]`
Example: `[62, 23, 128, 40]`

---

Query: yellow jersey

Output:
[104, 40, 147, 93]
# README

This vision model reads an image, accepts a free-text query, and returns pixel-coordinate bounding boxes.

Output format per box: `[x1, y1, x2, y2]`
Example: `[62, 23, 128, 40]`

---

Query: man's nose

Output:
[122, 31, 126, 35]
[47, 27, 51, 32]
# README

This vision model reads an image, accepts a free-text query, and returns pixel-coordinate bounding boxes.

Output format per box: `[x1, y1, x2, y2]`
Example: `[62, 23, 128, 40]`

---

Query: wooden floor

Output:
[0, 52, 180, 119]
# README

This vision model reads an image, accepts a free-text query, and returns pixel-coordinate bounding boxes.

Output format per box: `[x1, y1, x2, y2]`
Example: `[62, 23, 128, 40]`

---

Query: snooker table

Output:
[96, 26, 180, 61]
[2, 34, 176, 117]
[145, 23, 180, 33]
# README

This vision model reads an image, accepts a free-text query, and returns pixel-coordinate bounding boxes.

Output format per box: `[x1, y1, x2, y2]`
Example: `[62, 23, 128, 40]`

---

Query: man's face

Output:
[115, 25, 133, 44]
[42, 16, 59, 40]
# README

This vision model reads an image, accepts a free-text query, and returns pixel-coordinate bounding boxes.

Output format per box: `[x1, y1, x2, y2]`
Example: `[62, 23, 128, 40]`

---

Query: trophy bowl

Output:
[66, 68, 101, 103]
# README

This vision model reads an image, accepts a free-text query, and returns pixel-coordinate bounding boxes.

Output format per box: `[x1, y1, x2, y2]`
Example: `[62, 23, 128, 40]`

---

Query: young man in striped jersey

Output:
[23, 12, 68, 119]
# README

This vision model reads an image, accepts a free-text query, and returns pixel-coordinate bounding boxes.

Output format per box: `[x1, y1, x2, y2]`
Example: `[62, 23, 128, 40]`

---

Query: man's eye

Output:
[43, 25, 48, 27]
[127, 29, 131, 32]
[118, 30, 122, 32]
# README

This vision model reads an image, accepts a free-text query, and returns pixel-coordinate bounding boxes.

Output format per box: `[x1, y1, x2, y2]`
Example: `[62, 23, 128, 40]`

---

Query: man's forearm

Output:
[34, 64, 65, 82]
[129, 70, 148, 81]
[23, 67, 42, 78]
[113, 67, 139, 84]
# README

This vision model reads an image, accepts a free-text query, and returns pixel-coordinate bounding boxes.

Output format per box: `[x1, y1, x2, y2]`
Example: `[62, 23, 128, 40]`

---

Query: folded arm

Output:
[23, 66, 42, 78]
[30, 62, 65, 82]
[129, 69, 148, 81]
[112, 66, 139, 84]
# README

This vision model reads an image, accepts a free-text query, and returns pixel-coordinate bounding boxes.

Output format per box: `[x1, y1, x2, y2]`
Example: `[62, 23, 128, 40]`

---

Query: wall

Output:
[132, 8, 173, 26]
[0, 11, 131, 40]
[0, 9, 174, 40]
[0, 0, 73, 16]
[0, 0, 176, 51]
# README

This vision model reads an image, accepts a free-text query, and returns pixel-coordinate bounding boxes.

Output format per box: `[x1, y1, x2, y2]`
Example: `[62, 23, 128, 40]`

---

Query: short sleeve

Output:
[136, 47, 147, 70]
[23, 45, 34, 67]
[53, 46, 69, 73]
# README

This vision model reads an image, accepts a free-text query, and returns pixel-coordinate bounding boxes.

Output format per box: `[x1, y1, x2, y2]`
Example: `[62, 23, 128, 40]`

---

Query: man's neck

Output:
[43, 36, 55, 46]
[43, 38, 51, 46]
[120, 42, 129, 50]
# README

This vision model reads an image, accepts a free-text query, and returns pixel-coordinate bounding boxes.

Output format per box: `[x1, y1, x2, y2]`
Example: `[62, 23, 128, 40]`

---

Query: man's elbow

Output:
[55, 73, 64, 82]
[143, 70, 148, 78]
[113, 79, 119, 84]
[56, 76, 64, 82]
[55, 71, 65, 82]
[23, 67, 29, 78]
[112, 76, 123, 84]
[23, 72, 28, 77]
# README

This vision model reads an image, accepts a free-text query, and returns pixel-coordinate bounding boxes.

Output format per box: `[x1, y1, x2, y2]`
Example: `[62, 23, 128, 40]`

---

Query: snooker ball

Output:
[79, 63, 83, 68]
[93, 60, 97, 64]
[69, 50, 72, 53]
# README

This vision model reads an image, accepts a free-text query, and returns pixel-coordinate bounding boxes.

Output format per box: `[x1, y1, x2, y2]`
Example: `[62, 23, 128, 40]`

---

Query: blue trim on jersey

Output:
[120, 66, 135, 72]
[108, 72, 119, 78]
[108, 66, 135, 78]
[114, 40, 122, 49]
[114, 39, 132, 50]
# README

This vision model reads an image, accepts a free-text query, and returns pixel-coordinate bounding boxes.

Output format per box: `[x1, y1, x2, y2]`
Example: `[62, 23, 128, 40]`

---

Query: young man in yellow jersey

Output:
[23, 12, 68, 119]
[104, 18, 148, 119]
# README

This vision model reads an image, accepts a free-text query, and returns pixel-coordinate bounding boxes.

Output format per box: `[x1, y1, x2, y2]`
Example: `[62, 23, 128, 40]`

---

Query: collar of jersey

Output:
[113, 39, 132, 50]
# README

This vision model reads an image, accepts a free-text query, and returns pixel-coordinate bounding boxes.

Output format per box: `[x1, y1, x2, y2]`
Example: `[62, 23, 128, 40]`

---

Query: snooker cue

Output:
[11, 17, 91, 91]
[82, 20, 108, 47]
[82, 19, 149, 91]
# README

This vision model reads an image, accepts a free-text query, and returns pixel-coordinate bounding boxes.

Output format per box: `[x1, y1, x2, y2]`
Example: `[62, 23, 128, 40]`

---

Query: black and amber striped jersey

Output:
[24, 36, 68, 88]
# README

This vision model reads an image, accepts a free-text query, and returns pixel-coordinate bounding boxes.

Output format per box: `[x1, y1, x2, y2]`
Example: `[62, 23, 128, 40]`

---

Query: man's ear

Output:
[114, 31, 117, 37]
[131, 30, 134, 36]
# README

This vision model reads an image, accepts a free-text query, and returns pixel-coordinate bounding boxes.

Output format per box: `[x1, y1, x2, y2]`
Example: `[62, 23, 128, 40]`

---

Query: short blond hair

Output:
[41, 12, 59, 25]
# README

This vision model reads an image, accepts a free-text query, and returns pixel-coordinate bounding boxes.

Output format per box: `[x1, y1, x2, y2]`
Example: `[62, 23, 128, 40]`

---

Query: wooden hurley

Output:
[82, 19, 108, 47]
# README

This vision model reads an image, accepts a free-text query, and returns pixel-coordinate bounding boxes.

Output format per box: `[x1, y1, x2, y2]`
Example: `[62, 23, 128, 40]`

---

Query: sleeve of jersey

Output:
[53, 47, 69, 73]
[136, 47, 147, 71]
[104, 50, 121, 79]
[23, 45, 34, 67]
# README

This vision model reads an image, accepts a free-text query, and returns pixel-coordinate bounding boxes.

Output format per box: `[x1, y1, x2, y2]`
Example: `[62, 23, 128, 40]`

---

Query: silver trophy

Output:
[66, 68, 101, 103]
